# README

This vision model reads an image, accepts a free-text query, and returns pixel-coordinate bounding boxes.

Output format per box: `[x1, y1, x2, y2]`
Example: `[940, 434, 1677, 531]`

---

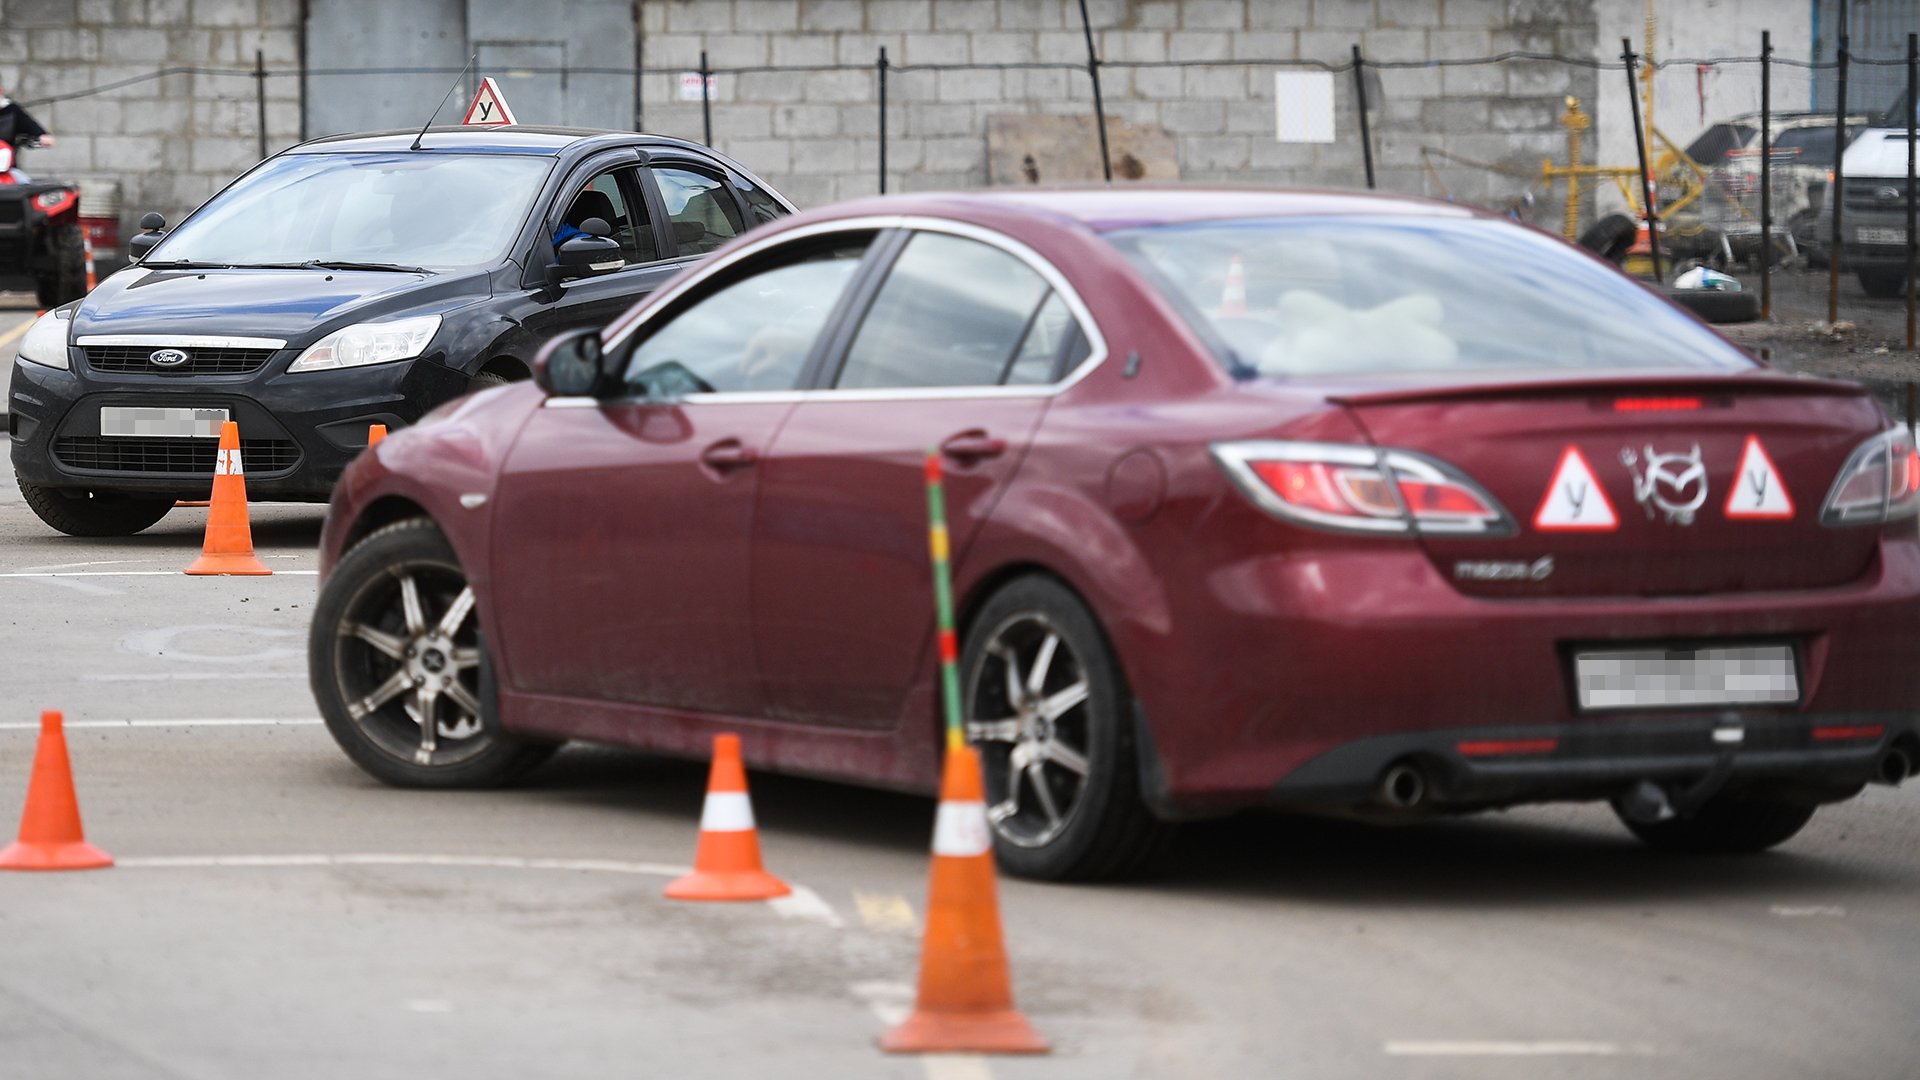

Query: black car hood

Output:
[71, 266, 486, 343]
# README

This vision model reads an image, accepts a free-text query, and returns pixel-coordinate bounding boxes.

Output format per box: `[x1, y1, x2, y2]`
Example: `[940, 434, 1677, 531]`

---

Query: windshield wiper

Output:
[139, 259, 234, 270]
[297, 260, 428, 274]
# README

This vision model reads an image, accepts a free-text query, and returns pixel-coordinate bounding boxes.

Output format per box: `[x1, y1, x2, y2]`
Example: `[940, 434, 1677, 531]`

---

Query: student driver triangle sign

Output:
[1724, 435, 1794, 519]
[1534, 446, 1618, 532]
[462, 77, 517, 126]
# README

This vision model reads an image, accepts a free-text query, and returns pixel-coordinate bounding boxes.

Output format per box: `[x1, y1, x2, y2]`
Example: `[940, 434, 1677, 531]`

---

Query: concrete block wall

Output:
[637, 0, 1605, 212]
[2, 0, 302, 246]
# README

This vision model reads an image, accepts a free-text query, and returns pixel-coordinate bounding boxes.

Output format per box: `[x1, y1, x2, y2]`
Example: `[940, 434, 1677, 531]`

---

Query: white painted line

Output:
[117, 854, 692, 877]
[82, 672, 307, 682]
[770, 883, 846, 928]
[1771, 905, 1846, 917]
[1384, 1041, 1647, 1057]
[405, 999, 454, 1014]
[16, 559, 151, 572]
[0, 717, 321, 731]
[0, 570, 318, 578]
[22, 575, 123, 596]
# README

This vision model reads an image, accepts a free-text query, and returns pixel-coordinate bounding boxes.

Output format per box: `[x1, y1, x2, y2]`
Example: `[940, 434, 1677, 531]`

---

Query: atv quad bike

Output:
[0, 141, 86, 307]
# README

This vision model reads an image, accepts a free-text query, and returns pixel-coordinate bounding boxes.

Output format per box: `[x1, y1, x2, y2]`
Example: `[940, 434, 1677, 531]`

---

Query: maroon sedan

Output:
[311, 189, 1920, 880]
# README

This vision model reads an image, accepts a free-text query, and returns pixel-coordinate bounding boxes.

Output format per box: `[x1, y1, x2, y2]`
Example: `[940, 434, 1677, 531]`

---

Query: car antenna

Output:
[409, 54, 478, 151]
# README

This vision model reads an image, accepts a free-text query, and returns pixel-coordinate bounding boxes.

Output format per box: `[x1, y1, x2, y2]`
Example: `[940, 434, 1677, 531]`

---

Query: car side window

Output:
[652, 165, 745, 256]
[1004, 292, 1087, 386]
[558, 167, 654, 265]
[834, 232, 1054, 390]
[738, 181, 787, 226]
[621, 236, 871, 395]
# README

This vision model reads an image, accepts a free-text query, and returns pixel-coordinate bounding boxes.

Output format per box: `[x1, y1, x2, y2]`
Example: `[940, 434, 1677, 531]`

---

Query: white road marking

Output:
[854, 890, 920, 934]
[0, 717, 321, 731]
[1384, 1041, 1648, 1057]
[118, 624, 304, 664]
[405, 999, 454, 1014]
[1770, 905, 1846, 917]
[0, 570, 318, 578]
[16, 559, 151, 572]
[23, 575, 123, 596]
[82, 672, 307, 682]
[769, 883, 846, 928]
[117, 854, 692, 877]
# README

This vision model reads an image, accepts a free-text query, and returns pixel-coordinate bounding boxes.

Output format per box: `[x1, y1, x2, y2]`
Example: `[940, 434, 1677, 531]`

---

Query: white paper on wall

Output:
[1274, 70, 1335, 144]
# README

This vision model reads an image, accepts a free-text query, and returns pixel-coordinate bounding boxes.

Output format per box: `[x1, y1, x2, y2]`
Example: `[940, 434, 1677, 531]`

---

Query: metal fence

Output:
[21, 33, 1920, 352]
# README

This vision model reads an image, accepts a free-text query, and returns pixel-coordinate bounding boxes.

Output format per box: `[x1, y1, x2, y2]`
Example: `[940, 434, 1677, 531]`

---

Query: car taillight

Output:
[1821, 427, 1920, 527]
[1213, 440, 1514, 536]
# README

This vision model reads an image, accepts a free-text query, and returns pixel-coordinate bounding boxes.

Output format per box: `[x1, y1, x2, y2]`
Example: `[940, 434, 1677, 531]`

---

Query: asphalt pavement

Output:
[2, 295, 1919, 1079]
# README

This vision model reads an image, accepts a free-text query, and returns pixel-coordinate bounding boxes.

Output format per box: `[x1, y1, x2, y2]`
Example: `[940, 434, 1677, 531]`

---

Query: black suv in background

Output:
[8, 126, 792, 536]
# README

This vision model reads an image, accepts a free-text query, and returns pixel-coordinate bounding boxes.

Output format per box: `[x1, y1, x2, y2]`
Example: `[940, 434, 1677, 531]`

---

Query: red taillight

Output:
[1457, 738, 1559, 756]
[1822, 427, 1920, 527]
[1811, 724, 1885, 742]
[1612, 397, 1702, 412]
[1214, 441, 1513, 536]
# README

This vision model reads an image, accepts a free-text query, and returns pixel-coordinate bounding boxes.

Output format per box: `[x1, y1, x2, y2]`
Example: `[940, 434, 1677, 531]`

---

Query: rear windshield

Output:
[1107, 217, 1751, 378]
[1773, 126, 1841, 164]
[151, 152, 555, 270]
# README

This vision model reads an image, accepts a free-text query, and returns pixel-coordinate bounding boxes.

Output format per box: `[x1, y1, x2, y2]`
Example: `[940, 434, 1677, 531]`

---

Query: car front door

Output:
[752, 227, 1098, 729]
[518, 152, 680, 344]
[489, 230, 877, 716]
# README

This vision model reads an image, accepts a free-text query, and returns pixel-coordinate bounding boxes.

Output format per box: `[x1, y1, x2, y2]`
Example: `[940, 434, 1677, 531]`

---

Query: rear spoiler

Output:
[1326, 370, 1870, 408]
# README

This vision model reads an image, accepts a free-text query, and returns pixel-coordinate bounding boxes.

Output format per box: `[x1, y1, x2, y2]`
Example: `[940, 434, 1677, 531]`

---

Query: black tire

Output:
[1665, 287, 1762, 324]
[19, 482, 174, 537]
[960, 575, 1172, 881]
[1577, 213, 1638, 265]
[1616, 795, 1817, 854]
[1857, 269, 1908, 299]
[469, 370, 511, 392]
[35, 222, 86, 306]
[309, 518, 557, 788]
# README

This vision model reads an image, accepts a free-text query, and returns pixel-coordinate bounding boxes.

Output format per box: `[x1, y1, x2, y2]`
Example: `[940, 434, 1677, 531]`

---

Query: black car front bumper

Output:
[8, 353, 468, 501]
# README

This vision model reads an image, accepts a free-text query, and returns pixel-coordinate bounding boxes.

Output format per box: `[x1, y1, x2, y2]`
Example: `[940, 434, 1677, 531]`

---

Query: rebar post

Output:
[1352, 45, 1375, 189]
[1622, 38, 1662, 283]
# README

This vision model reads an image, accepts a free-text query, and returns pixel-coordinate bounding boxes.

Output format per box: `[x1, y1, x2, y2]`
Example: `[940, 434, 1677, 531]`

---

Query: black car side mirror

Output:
[533, 327, 609, 397]
[549, 216, 622, 281]
[129, 211, 167, 260]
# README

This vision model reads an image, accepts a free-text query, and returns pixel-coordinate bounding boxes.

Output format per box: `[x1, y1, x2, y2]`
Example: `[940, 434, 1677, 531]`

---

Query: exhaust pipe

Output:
[1379, 762, 1427, 810]
[1878, 747, 1913, 786]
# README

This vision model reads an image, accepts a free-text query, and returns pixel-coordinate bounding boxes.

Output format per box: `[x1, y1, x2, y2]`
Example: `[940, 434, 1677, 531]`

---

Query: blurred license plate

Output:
[1856, 227, 1907, 245]
[99, 406, 228, 438]
[1574, 645, 1799, 712]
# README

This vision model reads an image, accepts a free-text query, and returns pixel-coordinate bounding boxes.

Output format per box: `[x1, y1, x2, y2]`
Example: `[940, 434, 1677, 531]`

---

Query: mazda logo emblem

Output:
[1878, 187, 1903, 204]
[148, 348, 190, 367]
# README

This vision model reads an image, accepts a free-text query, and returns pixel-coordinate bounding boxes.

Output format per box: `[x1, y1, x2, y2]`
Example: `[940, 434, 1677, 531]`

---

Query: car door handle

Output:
[700, 439, 759, 470]
[940, 431, 1007, 463]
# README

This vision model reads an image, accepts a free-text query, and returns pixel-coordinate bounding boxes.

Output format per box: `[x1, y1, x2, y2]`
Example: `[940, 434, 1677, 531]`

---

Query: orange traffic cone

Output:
[367, 423, 387, 447]
[664, 733, 791, 901]
[0, 711, 112, 871]
[184, 420, 271, 576]
[82, 231, 97, 293]
[881, 745, 1047, 1055]
[1218, 254, 1248, 316]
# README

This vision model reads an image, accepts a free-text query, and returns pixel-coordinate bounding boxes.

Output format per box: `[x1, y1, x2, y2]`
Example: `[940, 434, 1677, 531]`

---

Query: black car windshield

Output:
[150, 152, 555, 270]
[1108, 216, 1751, 378]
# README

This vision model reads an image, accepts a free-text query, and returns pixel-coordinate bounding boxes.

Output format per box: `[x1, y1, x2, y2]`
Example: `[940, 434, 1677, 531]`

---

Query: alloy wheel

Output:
[966, 612, 1094, 848]
[331, 560, 490, 767]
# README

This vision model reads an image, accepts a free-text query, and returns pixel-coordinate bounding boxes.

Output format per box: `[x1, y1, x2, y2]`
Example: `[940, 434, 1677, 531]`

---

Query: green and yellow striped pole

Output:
[924, 448, 965, 753]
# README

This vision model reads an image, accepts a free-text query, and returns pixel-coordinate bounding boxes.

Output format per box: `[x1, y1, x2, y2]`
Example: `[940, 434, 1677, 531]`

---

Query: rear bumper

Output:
[1268, 711, 1911, 811]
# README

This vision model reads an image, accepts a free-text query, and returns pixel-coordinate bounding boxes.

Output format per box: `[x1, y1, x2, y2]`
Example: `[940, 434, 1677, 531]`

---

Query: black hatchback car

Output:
[8, 126, 792, 535]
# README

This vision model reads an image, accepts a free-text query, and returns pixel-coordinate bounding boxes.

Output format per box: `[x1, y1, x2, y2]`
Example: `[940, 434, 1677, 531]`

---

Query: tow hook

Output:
[1618, 724, 1744, 823]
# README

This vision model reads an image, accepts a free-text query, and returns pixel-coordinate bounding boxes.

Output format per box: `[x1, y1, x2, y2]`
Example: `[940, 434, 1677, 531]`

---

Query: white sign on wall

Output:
[1274, 70, 1335, 143]
[678, 72, 717, 101]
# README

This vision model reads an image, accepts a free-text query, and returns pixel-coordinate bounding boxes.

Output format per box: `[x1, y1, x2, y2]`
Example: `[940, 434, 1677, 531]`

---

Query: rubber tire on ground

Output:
[1616, 795, 1817, 854]
[961, 575, 1174, 882]
[19, 482, 174, 537]
[34, 223, 86, 307]
[1857, 269, 1909, 299]
[469, 370, 510, 392]
[1665, 287, 1762, 324]
[309, 517, 559, 789]
[1577, 213, 1638, 265]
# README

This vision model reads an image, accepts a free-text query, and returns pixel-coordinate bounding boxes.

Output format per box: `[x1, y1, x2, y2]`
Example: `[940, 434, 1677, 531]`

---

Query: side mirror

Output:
[130, 212, 167, 260]
[549, 217, 623, 281]
[533, 327, 609, 398]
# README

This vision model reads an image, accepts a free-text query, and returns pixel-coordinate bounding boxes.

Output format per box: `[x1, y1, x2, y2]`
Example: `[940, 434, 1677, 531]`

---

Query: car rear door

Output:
[489, 231, 876, 716]
[751, 226, 1097, 729]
